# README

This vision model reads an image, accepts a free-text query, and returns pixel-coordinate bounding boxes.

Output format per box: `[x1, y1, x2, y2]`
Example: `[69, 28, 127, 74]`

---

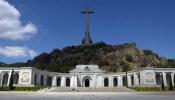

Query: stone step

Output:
[44, 87, 135, 92]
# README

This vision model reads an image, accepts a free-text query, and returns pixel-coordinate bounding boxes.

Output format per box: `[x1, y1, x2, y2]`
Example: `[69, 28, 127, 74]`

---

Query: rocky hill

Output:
[1, 42, 174, 72]
[25, 42, 174, 72]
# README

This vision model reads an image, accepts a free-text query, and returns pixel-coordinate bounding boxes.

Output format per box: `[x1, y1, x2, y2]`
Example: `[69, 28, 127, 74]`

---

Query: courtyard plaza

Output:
[0, 91, 175, 100]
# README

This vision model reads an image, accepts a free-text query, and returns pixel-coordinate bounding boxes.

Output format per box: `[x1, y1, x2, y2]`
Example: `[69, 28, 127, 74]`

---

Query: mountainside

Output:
[0, 62, 7, 66]
[25, 42, 175, 72]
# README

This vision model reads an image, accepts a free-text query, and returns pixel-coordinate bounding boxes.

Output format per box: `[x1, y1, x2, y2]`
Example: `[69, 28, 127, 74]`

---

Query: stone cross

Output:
[81, 7, 94, 45]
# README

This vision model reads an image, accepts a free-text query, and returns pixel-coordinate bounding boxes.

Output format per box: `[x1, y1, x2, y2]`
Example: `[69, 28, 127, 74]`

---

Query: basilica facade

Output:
[0, 65, 175, 90]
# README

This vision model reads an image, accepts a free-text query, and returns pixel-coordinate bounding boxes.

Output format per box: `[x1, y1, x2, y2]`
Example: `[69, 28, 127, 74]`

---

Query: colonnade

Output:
[155, 72, 175, 90]
[33, 74, 127, 88]
[127, 73, 140, 87]
[0, 71, 19, 86]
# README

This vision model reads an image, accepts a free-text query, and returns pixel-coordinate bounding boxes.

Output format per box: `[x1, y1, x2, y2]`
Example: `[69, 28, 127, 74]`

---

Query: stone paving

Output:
[0, 92, 175, 100]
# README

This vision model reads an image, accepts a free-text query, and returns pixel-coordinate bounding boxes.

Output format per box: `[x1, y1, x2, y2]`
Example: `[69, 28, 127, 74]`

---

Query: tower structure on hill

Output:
[81, 7, 93, 45]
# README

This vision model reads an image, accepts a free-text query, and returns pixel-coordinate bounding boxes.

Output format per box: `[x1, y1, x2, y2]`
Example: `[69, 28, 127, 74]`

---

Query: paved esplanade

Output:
[0, 92, 175, 100]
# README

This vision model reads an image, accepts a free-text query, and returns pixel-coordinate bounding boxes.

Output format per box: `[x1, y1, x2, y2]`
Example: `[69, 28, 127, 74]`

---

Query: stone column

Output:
[93, 74, 97, 88]
[70, 75, 74, 87]
[61, 76, 65, 87]
[127, 75, 131, 87]
[100, 76, 103, 87]
[118, 76, 122, 87]
[171, 73, 174, 87]
[0, 73, 4, 86]
[134, 73, 137, 86]
[7, 72, 11, 86]
[120, 76, 123, 87]
[74, 75, 77, 87]
[162, 72, 167, 87]
[96, 75, 103, 88]
[52, 76, 57, 87]
[109, 76, 113, 87]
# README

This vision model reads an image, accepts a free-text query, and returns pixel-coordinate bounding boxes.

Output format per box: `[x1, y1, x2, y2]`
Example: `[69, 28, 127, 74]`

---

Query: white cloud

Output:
[0, 46, 38, 58]
[0, 0, 37, 40]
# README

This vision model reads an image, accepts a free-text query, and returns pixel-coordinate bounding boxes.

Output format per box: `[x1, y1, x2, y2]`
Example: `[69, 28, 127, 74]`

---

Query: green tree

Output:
[141, 61, 148, 67]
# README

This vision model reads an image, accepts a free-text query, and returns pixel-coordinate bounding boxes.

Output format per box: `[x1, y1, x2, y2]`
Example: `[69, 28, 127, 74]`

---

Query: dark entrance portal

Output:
[85, 79, 90, 87]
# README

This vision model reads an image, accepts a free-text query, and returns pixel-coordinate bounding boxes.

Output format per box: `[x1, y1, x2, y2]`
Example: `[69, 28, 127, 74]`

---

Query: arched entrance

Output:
[47, 76, 52, 86]
[122, 76, 127, 86]
[40, 75, 44, 86]
[13, 73, 19, 84]
[156, 73, 163, 85]
[155, 73, 164, 90]
[104, 77, 109, 87]
[85, 79, 90, 87]
[131, 75, 134, 86]
[113, 77, 118, 87]
[66, 77, 70, 87]
[166, 73, 173, 90]
[82, 76, 92, 87]
[57, 77, 61, 87]
[2, 73, 9, 85]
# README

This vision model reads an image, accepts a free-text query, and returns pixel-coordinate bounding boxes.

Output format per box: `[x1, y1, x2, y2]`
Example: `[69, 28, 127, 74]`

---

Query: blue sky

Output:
[0, 0, 175, 63]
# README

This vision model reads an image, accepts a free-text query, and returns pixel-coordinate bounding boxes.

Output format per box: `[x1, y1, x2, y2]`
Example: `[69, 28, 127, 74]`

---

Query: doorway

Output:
[82, 76, 92, 87]
[85, 78, 90, 87]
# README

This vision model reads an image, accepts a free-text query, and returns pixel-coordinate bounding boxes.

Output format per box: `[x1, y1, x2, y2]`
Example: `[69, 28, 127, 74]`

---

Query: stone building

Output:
[0, 65, 175, 90]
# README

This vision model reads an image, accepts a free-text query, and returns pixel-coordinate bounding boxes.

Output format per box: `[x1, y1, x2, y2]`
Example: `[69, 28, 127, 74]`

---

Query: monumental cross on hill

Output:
[81, 8, 93, 45]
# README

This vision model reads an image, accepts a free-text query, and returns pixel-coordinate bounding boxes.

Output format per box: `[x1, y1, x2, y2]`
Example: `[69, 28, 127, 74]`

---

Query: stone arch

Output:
[113, 77, 118, 87]
[131, 75, 134, 86]
[155, 73, 164, 90]
[2, 73, 9, 85]
[66, 77, 70, 87]
[104, 77, 109, 87]
[13, 73, 19, 84]
[57, 77, 61, 87]
[156, 73, 162, 85]
[47, 76, 52, 86]
[122, 76, 127, 86]
[34, 74, 37, 85]
[82, 76, 92, 87]
[40, 75, 44, 86]
[166, 73, 173, 90]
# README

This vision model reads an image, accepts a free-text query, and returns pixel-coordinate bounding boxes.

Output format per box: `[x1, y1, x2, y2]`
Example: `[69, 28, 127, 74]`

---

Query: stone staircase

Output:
[38, 87, 135, 92]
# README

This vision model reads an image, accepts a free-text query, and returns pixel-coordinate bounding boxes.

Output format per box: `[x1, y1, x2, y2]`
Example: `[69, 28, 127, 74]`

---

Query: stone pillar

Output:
[120, 76, 123, 87]
[0, 73, 4, 86]
[171, 73, 174, 87]
[70, 75, 74, 87]
[162, 72, 167, 87]
[93, 74, 97, 88]
[134, 73, 138, 86]
[7, 72, 11, 86]
[74, 75, 77, 87]
[52, 76, 57, 87]
[109, 76, 113, 87]
[96, 75, 103, 88]
[118, 76, 122, 87]
[61, 76, 65, 87]
[127, 75, 131, 87]
[91, 76, 95, 88]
